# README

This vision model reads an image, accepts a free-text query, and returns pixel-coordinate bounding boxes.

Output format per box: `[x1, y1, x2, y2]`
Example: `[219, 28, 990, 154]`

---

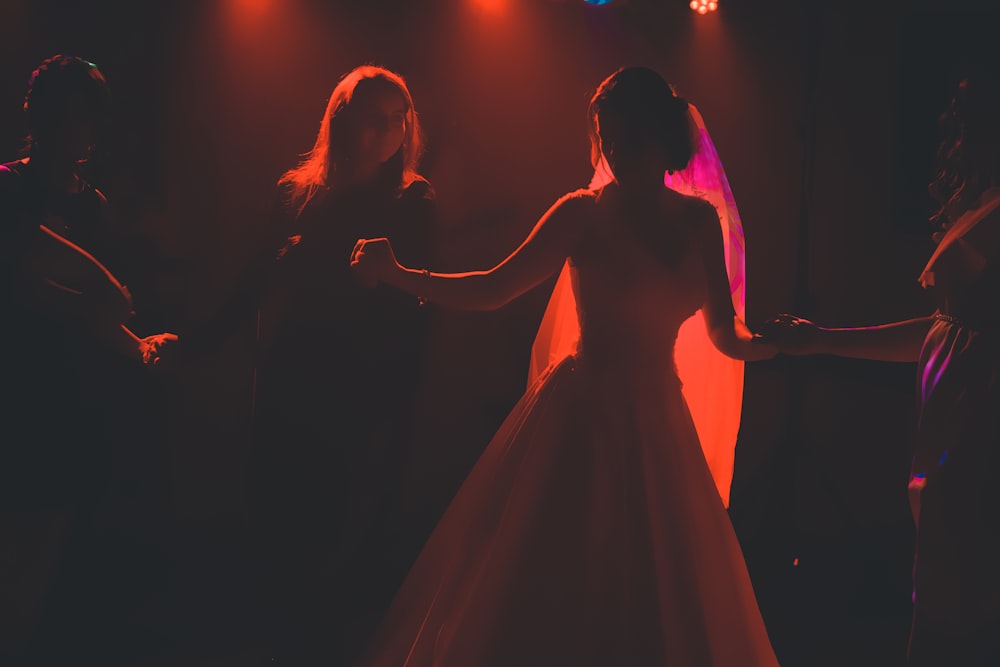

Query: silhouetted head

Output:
[23, 54, 110, 163]
[280, 64, 425, 214]
[588, 66, 697, 185]
[929, 61, 1000, 229]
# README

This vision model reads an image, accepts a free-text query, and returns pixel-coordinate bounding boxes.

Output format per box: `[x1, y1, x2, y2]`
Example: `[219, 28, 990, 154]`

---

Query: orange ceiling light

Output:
[690, 0, 718, 14]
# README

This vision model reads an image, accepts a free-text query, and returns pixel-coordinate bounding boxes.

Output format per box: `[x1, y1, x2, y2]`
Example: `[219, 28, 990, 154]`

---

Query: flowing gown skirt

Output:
[356, 354, 779, 667]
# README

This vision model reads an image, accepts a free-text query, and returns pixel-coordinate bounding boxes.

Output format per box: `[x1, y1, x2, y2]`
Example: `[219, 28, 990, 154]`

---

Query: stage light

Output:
[689, 0, 718, 14]
[472, 0, 508, 13]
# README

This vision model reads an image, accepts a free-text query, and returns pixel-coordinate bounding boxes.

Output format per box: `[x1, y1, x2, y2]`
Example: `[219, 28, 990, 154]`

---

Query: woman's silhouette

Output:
[0, 53, 176, 667]
[765, 58, 1000, 667]
[171, 64, 436, 666]
[350, 65, 780, 667]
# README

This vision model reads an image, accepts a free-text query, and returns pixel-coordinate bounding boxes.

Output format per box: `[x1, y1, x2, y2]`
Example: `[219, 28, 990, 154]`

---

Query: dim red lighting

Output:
[224, 0, 277, 33]
[689, 0, 718, 14]
[230, 0, 273, 18]
[472, 0, 508, 14]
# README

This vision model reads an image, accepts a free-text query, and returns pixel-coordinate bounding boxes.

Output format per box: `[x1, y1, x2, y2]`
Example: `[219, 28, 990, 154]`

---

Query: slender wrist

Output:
[387, 265, 431, 302]
[747, 336, 778, 361]
[416, 268, 430, 306]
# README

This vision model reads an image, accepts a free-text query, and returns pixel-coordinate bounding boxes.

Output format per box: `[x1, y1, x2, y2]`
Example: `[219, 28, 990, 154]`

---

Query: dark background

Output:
[3, 0, 998, 664]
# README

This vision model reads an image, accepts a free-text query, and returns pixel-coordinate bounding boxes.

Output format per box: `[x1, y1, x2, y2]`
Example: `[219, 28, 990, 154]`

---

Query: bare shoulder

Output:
[544, 188, 597, 221]
[400, 176, 436, 201]
[961, 196, 1000, 255]
[679, 193, 721, 236]
[541, 188, 596, 237]
[523, 189, 597, 255]
[556, 187, 597, 207]
[980, 199, 1000, 226]
[680, 191, 718, 219]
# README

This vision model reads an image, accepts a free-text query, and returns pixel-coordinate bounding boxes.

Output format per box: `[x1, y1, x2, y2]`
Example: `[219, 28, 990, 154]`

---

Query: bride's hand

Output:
[350, 237, 396, 288]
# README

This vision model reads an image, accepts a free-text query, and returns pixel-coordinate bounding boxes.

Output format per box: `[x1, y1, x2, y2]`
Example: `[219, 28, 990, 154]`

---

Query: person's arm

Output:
[17, 226, 165, 366]
[353, 190, 590, 311]
[33, 227, 166, 364]
[112, 323, 150, 364]
[1, 166, 129, 325]
[24, 224, 136, 331]
[1, 166, 157, 365]
[695, 201, 776, 361]
[176, 246, 272, 361]
[768, 314, 935, 363]
[178, 187, 295, 361]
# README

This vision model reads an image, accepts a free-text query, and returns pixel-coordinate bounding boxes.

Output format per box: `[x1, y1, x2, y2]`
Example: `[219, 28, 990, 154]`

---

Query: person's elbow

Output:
[458, 273, 524, 312]
[455, 288, 512, 312]
[708, 326, 744, 360]
[707, 320, 771, 361]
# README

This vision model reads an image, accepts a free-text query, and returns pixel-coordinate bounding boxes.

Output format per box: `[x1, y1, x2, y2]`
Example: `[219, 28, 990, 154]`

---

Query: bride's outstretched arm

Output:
[696, 201, 776, 362]
[352, 190, 589, 311]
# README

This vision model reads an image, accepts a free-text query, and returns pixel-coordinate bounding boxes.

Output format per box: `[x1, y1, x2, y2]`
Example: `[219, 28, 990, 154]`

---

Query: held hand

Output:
[350, 237, 397, 288]
[758, 313, 820, 355]
[141, 332, 180, 370]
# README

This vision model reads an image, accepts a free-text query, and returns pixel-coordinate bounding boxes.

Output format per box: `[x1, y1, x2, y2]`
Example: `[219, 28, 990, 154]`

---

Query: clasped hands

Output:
[349, 238, 819, 357]
[756, 313, 820, 355]
[140, 332, 180, 369]
[350, 237, 397, 288]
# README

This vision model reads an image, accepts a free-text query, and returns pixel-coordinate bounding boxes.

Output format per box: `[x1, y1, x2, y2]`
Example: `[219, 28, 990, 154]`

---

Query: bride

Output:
[349, 65, 781, 667]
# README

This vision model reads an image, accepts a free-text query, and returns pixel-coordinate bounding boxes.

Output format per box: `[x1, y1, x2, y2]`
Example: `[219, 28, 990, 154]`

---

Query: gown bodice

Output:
[570, 190, 708, 377]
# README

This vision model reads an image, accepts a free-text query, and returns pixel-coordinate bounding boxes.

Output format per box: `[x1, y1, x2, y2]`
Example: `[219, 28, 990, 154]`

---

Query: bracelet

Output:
[417, 269, 430, 306]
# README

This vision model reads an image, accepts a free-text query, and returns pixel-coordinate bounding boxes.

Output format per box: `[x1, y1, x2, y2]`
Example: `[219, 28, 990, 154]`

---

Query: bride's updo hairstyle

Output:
[588, 65, 698, 177]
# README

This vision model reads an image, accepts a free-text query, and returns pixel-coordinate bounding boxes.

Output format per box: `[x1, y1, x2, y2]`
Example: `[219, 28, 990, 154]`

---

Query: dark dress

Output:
[0, 159, 114, 511]
[907, 187, 1000, 666]
[0, 158, 163, 665]
[246, 178, 436, 666]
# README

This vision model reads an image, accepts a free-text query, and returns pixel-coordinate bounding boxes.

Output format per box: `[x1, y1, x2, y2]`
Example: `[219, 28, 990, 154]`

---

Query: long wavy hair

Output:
[928, 62, 1000, 235]
[278, 64, 426, 217]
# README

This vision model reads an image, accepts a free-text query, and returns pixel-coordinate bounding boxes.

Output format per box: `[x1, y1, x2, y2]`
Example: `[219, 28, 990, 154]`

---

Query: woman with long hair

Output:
[210, 63, 438, 667]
